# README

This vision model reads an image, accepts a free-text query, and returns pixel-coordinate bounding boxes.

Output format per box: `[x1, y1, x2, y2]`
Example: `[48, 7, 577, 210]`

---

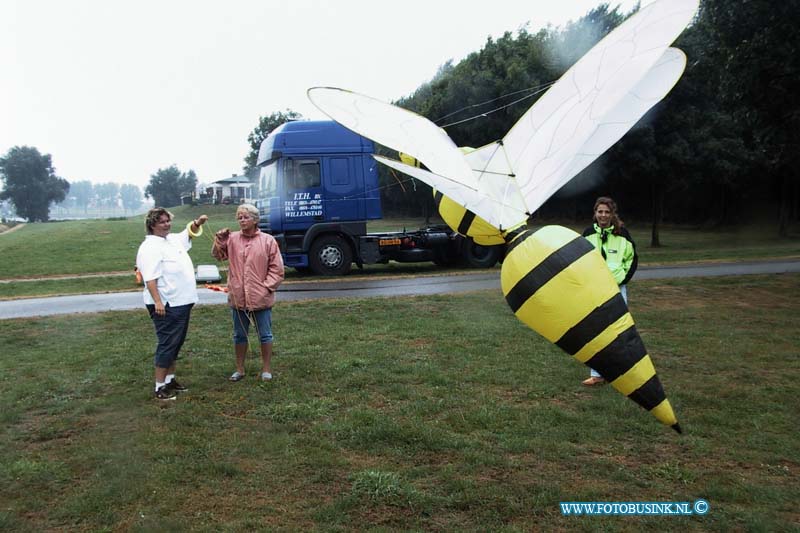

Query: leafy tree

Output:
[384, 6, 628, 218]
[600, 0, 792, 239]
[699, 0, 800, 235]
[145, 166, 197, 208]
[244, 110, 302, 171]
[546, 4, 625, 70]
[389, 28, 556, 217]
[120, 184, 142, 213]
[399, 27, 556, 148]
[1, 200, 16, 220]
[602, 17, 758, 245]
[387, 0, 796, 234]
[94, 182, 120, 208]
[68, 180, 94, 213]
[0, 146, 69, 222]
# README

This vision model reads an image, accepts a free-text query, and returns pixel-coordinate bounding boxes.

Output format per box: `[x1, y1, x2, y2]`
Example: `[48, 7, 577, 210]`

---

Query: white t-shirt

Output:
[136, 229, 199, 306]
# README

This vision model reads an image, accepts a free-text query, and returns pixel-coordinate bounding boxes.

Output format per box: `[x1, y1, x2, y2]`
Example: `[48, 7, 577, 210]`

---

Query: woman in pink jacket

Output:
[213, 204, 285, 381]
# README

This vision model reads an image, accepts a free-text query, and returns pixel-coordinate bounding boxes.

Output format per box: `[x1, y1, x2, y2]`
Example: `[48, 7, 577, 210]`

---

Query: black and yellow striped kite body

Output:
[500, 225, 681, 433]
[433, 190, 508, 246]
[396, 150, 680, 432]
[399, 151, 519, 246]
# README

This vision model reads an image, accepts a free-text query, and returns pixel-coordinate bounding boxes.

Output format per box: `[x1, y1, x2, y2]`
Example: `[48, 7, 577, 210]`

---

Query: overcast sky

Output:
[1, 0, 642, 188]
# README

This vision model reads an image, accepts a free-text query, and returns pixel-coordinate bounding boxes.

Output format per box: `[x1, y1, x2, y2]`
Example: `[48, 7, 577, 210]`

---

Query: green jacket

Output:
[582, 224, 638, 285]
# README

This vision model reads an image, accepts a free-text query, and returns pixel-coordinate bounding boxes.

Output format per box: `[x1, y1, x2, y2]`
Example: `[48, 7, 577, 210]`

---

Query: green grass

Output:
[0, 275, 140, 299]
[0, 207, 452, 280]
[1, 209, 798, 299]
[624, 224, 800, 264]
[0, 264, 480, 300]
[1, 274, 798, 530]
[533, 221, 800, 265]
[0, 205, 239, 278]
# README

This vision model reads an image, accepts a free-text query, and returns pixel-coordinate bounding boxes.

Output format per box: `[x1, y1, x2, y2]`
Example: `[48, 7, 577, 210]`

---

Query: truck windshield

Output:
[259, 161, 278, 198]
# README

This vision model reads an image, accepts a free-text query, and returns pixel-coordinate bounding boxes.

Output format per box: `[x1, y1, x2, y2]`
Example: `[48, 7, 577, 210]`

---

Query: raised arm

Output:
[212, 228, 231, 261]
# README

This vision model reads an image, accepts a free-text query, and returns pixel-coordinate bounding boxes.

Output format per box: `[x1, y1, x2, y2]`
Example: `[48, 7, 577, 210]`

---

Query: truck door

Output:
[282, 157, 324, 230]
[256, 158, 281, 232]
[324, 156, 363, 221]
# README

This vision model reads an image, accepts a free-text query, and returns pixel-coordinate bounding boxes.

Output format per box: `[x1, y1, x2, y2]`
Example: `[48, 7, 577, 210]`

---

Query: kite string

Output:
[432, 81, 554, 124]
[272, 174, 421, 203]
[201, 219, 259, 367]
[314, 83, 555, 202]
[438, 84, 553, 129]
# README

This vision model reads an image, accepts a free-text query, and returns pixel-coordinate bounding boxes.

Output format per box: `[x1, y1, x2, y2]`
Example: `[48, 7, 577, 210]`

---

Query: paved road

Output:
[1, 259, 798, 319]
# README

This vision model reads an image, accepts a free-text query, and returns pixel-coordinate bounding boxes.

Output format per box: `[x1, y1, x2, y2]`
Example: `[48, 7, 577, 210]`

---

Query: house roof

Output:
[212, 175, 252, 185]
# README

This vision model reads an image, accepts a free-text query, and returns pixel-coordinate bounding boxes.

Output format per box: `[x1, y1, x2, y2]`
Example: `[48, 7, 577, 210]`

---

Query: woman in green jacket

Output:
[581, 196, 638, 386]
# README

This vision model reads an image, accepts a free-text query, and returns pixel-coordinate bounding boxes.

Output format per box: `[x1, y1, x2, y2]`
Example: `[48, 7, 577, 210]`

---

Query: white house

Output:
[203, 174, 254, 204]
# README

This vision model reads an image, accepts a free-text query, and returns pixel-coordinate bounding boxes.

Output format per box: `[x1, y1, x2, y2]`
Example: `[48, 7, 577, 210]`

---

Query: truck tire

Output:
[432, 244, 460, 267]
[309, 235, 353, 276]
[462, 239, 502, 268]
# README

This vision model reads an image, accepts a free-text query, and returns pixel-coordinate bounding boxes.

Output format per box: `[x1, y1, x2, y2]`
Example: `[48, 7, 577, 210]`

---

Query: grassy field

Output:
[0, 275, 140, 299]
[0, 205, 239, 279]
[1, 207, 798, 300]
[1, 274, 798, 531]
[0, 206, 456, 279]
[618, 224, 800, 264]
[1, 206, 798, 279]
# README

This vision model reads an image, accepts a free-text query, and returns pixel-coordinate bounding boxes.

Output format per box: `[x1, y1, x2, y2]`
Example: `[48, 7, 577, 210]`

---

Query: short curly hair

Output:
[236, 203, 259, 220]
[145, 207, 173, 235]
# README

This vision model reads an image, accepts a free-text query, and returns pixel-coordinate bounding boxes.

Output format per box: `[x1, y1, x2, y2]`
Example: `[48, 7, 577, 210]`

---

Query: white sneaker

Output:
[261, 372, 272, 381]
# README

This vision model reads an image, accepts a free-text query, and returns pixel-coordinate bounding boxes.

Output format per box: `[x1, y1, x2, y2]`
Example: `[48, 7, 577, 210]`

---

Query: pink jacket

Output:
[212, 229, 284, 310]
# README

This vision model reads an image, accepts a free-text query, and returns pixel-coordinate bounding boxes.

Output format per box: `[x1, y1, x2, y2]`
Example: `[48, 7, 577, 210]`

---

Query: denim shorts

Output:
[146, 303, 193, 368]
[231, 308, 273, 345]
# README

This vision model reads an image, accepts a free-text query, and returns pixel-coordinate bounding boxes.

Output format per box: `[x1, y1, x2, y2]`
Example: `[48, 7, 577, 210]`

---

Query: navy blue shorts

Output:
[146, 303, 194, 368]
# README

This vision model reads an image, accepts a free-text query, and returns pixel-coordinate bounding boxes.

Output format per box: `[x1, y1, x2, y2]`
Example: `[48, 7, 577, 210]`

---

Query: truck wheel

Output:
[462, 239, 502, 268]
[309, 235, 352, 276]
[432, 245, 460, 267]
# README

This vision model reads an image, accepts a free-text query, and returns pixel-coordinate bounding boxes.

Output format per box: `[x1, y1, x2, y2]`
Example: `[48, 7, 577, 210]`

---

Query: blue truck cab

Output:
[257, 120, 381, 232]
[255, 120, 499, 275]
[255, 120, 384, 274]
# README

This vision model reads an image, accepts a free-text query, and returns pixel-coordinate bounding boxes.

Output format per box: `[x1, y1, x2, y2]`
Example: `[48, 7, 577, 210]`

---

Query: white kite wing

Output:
[527, 47, 688, 212]
[309, 0, 698, 230]
[457, 142, 529, 229]
[505, 0, 698, 166]
[373, 155, 477, 207]
[463, 0, 698, 218]
[307, 87, 476, 189]
[462, 46, 688, 223]
[374, 155, 529, 229]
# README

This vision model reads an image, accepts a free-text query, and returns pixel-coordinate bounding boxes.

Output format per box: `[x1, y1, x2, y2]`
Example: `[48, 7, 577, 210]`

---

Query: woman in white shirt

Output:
[136, 207, 207, 400]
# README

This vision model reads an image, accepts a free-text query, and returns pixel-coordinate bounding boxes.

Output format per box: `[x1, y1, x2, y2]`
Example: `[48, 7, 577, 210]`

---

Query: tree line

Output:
[393, 0, 799, 240]
[244, 0, 798, 241]
[54, 180, 144, 214]
[0, 143, 196, 221]
[4, 0, 797, 236]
